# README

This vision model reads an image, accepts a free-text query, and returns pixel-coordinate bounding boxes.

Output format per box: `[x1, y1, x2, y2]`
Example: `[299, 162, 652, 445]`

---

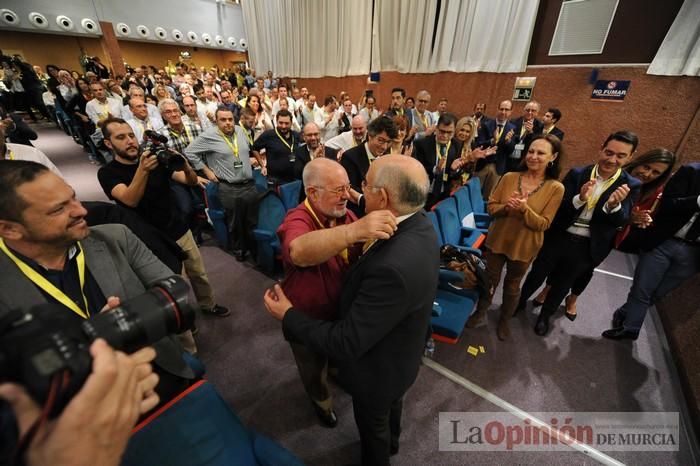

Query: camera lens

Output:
[81, 276, 195, 352]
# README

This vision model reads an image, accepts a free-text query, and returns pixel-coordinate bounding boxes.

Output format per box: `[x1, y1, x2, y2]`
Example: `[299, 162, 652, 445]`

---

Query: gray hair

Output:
[373, 161, 429, 215]
[158, 98, 179, 115]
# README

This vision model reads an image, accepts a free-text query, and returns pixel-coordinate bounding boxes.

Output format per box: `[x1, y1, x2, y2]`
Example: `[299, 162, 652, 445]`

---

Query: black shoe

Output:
[612, 312, 624, 329]
[602, 327, 639, 341]
[232, 249, 247, 262]
[532, 298, 545, 308]
[534, 317, 549, 336]
[564, 312, 577, 322]
[312, 404, 338, 428]
[202, 304, 231, 317]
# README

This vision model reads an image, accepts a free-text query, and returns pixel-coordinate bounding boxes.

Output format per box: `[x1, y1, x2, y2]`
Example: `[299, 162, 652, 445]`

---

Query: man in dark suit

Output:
[542, 108, 565, 141]
[603, 163, 700, 340]
[508, 101, 544, 173]
[516, 130, 642, 336]
[341, 116, 398, 216]
[0, 161, 195, 403]
[412, 112, 462, 209]
[293, 122, 338, 181]
[475, 100, 517, 196]
[264, 155, 439, 466]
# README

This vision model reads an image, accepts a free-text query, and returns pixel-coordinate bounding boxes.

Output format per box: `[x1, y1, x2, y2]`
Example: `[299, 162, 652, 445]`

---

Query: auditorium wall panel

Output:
[117, 41, 248, 72]
[292, 67, 700, 169]
[0, 30, 248, 76]
[0, 30, 105, 73]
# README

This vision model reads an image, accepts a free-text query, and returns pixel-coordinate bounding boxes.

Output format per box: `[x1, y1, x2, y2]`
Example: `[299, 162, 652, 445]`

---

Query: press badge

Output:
[512, 143, 525, 159]
[233, 160, 244, 169]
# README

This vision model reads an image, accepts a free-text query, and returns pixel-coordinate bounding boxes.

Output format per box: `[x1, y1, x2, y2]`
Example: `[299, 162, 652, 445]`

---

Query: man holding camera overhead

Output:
[97, 117, 229, 325]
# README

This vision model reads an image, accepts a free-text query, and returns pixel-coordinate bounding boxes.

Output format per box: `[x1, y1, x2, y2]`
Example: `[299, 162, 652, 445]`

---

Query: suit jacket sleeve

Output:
[112, 223, 176, 286]
[9, 113, 38, 143]
[412, 138, 432, 180]
[341, 153, 362, 191]
[658, 165, 700, 215]
[282, 262, 412, 361]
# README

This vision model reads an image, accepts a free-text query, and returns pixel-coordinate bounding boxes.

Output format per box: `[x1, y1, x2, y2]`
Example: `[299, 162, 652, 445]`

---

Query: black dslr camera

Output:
[142, 130, 187, 171]
[0, 276, 195, 418]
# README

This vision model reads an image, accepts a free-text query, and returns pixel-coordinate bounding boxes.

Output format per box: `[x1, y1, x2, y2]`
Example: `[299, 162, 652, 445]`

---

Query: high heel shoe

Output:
[564, 295, 577, 321]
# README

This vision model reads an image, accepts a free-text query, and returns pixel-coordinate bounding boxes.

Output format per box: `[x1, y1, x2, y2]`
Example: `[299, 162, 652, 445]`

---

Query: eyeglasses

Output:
[373, 136, 392, 146]
[437, 128, 454, 136]
[314, 184, 351, 196]
[417, 99, 429, 103]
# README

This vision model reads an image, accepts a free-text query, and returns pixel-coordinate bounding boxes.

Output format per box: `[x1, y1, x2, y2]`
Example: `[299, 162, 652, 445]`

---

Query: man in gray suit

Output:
[0, 160, 194, 403]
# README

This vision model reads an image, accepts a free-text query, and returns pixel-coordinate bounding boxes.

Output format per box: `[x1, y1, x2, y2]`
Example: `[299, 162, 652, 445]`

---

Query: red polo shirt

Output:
[277, 202, 360, 321]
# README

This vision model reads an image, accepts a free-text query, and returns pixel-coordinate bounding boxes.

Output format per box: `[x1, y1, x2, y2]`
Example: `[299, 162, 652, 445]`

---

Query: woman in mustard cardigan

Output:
[466, 134, 565, 340]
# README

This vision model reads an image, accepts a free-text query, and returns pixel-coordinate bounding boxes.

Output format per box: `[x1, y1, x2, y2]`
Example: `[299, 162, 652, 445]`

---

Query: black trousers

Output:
[352, 396, 403, 466]
[519, 231, 597, 321]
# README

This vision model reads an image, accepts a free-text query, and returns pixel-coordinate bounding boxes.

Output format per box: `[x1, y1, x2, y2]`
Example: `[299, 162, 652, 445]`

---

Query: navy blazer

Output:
[282, 211, 440, 407]
[511, 116, 544, 150]
[475, 118, 517, 175]
[638, 164, 700, 251]
[550, 165, 642, 265]
[546, 126, 565, 141]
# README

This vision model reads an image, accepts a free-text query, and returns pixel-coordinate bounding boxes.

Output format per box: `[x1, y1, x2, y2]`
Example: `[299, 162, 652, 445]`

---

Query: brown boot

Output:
[496, 317, 510, 341]
[466, 308, 487, 328]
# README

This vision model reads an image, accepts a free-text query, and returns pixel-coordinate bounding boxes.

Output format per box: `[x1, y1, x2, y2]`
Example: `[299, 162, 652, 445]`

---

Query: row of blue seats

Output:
[427, 179, 491, 343]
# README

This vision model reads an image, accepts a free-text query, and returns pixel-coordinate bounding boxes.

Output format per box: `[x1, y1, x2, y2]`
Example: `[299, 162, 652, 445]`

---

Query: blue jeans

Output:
[615, 238, 700, 332]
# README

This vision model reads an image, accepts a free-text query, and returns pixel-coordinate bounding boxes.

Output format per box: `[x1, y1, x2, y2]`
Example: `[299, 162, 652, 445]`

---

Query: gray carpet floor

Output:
[32, 123, 698, 465]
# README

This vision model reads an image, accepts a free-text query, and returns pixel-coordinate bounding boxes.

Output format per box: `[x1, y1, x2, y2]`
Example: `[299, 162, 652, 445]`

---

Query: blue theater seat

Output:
[252, 191, 287, 274]
[433, 197, 485, 249]
[121, 380, 304, 466]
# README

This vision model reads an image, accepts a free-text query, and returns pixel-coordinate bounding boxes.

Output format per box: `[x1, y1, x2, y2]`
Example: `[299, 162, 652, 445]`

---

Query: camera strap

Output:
[218, 129, 239, 159]
[0, 239, 90, 319]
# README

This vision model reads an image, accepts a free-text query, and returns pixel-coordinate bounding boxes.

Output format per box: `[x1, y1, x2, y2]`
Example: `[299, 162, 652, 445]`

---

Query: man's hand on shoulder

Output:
[346, 210, 397, 243]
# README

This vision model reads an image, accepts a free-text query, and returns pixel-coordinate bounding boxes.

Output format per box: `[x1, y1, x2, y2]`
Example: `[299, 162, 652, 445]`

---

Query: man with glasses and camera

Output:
[413, 113, 464, 209]
[341, 116, 399, 216]
[276, 157, 398, 429]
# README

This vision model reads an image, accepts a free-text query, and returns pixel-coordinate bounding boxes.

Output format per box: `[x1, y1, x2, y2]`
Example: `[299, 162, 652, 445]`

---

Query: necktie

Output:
[432, 145, 447, 197]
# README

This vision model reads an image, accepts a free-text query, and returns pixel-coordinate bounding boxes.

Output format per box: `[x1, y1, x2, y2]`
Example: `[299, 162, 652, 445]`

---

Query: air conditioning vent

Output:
[549, 0, 619, 56]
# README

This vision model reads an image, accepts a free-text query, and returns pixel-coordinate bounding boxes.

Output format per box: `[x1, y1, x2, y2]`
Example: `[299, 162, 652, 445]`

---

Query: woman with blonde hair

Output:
[451, 116, 496, 190]
[153, 84, 171, 102]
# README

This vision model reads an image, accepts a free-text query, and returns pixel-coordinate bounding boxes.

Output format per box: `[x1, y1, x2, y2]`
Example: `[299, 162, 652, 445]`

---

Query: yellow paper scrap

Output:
[467, 346, 479, 356]
[479, 346, 486, 353]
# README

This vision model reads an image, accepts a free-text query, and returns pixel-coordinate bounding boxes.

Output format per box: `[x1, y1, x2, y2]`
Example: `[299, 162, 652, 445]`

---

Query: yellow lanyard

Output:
[98, 100, 110, 117]
[0, 239, 90, 319]
[170, 125, 192, 145]
[520, 124, 527, 138]
[544, 125, 554, 135]
[495, 124, 505, 143]
[6, 149, 14, 160]
[219, 129, 239, 159]
[436, 141, 451, 181]
[242, 127, 254, 146]
[275, 128, 294, 153]
[587, 165, 622, 210]
[304, 199, 348, 264]
[419, 111, 429, 129]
